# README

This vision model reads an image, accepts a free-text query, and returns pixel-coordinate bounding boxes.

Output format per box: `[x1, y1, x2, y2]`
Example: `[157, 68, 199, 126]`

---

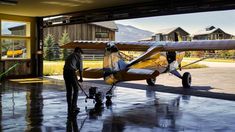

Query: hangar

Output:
[0, 0, 235, 78]
[1, 0, 235, 131]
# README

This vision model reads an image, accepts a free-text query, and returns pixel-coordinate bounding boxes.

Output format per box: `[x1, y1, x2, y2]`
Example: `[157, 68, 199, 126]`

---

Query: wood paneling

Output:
[43, 23, 115, 44]
[0, 60, 31, 78]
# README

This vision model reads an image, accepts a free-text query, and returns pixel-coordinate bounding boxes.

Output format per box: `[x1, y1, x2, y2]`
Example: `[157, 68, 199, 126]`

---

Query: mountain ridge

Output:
[115, 24, 154, 41]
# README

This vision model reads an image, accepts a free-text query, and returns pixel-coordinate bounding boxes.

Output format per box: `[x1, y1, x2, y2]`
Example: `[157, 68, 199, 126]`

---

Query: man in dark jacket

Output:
[63, 47, 83, 115]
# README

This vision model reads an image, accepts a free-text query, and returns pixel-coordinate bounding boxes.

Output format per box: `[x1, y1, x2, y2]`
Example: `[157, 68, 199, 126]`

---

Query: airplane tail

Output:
[103, 42, 127, 85]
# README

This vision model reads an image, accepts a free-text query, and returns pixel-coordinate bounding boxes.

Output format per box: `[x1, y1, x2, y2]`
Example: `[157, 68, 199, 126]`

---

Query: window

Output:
[1, 39, 29, 59]
[95, 32, 109, 38]
[1, 20, 31, 60]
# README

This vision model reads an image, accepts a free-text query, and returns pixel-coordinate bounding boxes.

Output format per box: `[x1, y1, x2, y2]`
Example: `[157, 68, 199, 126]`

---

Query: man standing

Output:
[63, 47, 83, 115]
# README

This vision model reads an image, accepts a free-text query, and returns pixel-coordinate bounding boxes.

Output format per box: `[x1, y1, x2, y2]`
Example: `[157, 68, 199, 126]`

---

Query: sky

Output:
[115, 9, 235, 35]
[1, 21, 25, 34]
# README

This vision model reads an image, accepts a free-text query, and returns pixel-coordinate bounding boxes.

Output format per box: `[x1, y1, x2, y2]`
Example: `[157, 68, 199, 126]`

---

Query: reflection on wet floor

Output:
[1, 79, 235, 131]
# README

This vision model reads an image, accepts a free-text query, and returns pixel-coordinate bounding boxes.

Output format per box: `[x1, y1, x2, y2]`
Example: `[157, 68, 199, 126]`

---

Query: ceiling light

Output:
[0, 0, 18, 5]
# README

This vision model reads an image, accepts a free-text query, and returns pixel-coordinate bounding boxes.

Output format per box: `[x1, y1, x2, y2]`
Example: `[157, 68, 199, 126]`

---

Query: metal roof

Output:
[154, 27, 179, 35]
[91, 21, 118, 31]
[154, 27, 189, 35]
[193, 26, 232, 36]
[193, 28, 218, 36]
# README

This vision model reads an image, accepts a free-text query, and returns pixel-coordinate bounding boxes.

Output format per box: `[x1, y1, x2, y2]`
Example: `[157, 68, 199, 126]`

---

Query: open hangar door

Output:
[43, 0, 235, 26]
[41, 0, 235, 99]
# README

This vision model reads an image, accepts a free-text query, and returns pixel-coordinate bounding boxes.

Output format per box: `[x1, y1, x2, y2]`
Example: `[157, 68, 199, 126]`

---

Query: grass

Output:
[184, 57, 235, 63]
[181, 61, 208, 69]
[43, 60, 207, 76]
[43, 60, 103, 76]
[43, 61, 64, 76]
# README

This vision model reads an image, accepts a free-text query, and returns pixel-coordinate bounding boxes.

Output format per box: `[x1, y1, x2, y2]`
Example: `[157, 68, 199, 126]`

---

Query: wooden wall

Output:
[43, 23, 116, 43]
[0, 60, 31, 78]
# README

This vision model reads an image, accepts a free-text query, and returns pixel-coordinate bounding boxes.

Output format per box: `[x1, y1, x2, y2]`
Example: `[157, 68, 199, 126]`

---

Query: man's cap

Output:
[74, 47, 83, 53]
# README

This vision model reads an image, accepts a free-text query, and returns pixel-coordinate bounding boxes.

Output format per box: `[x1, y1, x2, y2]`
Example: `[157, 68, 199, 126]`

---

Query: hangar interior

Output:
[1, 0, 235, 131]
[0, 0, 235, 132]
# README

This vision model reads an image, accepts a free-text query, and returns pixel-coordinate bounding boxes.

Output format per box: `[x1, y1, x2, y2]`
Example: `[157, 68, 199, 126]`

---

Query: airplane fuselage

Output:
[103, 50, 185, 85]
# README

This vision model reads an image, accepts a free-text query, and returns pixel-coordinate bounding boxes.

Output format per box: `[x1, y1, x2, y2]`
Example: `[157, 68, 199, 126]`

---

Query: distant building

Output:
[9, 21, 118, 60]
[43, 21, 118, 42]
[43, 21, 118, 59]
[193, 26, 233, 40]
[9, 21, 118, 42]
[8, 25, 26, 36]
[152, 27, 190, 41]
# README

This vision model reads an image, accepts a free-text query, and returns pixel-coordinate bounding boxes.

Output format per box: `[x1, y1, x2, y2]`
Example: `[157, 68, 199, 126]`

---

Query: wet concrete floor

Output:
[1, 78, 235, 132]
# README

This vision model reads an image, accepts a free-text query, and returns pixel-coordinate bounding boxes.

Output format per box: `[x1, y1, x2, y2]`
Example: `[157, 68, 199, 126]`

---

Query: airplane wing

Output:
[162, 40, 235, 51]
[60, 40, 154, 51]
[61, 40, 235, 67]
[60, 40, 235, 51]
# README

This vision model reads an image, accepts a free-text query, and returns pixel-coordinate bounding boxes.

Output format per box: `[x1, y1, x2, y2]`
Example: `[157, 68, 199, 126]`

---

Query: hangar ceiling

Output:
[0, 0, 152, 17]
[0, 0, 235, 23]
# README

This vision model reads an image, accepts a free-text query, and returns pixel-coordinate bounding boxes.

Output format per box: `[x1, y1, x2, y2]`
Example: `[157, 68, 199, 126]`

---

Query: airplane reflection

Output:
[76, 89, 185, 132]
[101, 96, 183, 131]
[87, 103, 104, 120]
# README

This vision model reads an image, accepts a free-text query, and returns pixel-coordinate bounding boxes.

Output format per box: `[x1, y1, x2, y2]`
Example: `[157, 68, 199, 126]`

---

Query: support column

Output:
[34, 17, 43, 77]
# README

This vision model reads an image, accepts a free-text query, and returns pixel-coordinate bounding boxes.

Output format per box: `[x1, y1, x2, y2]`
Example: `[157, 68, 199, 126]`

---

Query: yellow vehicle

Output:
[7, 48, 23, 58]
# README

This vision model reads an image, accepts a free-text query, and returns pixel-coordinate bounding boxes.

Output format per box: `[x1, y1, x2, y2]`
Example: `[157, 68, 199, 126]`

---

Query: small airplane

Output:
[60, 38, 235, 97]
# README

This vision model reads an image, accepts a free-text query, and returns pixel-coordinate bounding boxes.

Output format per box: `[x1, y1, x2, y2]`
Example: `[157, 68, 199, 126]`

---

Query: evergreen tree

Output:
[44, 34, 55, 60]
[59, 30, 71, 60]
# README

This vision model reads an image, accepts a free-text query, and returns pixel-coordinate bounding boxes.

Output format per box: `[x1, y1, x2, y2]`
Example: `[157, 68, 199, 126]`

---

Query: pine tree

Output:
[44, 34, 55, 60]
[59, 30, 71, 60]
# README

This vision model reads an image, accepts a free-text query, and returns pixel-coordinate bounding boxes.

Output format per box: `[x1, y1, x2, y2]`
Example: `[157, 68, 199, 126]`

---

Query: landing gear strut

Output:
[146, 78, 156, 86]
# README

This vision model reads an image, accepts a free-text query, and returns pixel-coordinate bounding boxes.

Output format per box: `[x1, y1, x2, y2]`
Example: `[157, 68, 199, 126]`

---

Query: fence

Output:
[203, 53, 235, 60]
[82, 52, 135, 61]
[82, 54, 103, 60]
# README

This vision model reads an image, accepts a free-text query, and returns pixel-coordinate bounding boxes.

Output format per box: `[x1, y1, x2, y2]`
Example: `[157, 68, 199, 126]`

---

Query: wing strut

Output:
[127, 45, 163, 67]
[179, 57, 209, 69]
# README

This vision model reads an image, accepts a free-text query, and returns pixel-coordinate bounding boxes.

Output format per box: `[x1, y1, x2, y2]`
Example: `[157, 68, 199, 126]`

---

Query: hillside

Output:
[115, 24, 154, 41]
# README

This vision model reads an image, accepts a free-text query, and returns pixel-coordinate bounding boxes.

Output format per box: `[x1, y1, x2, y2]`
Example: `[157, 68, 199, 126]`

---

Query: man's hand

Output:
[79, 78, 83, 82]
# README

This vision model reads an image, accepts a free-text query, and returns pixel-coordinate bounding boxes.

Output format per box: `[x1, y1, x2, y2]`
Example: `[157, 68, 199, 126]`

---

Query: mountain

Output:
[115, 24, 154, 41]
